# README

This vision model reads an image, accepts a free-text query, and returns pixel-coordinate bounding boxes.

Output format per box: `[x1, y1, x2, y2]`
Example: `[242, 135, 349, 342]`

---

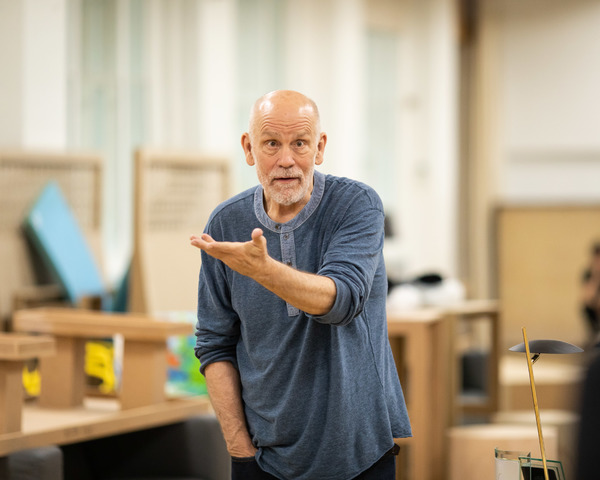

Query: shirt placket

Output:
[276, 223, 299, 317]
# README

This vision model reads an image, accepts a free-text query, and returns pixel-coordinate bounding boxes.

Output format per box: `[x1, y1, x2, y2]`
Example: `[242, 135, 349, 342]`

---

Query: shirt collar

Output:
[254, 170, 325, 233]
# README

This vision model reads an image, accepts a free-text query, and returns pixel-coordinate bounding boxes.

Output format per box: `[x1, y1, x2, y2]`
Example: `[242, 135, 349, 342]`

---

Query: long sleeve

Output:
[313, 197, 385, 326]
[194, 238, 240, 374]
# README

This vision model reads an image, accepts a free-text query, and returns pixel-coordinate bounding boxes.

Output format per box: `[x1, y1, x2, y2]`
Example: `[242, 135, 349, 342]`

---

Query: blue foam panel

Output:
[22, 181, 106, 305]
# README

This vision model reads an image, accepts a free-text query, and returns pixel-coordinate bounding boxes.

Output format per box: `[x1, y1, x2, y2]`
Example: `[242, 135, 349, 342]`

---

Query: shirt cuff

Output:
[311, 276, 357, 326]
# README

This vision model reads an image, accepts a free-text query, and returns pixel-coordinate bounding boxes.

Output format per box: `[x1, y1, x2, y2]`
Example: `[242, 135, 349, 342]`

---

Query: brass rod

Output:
[522, 327, 549, 480]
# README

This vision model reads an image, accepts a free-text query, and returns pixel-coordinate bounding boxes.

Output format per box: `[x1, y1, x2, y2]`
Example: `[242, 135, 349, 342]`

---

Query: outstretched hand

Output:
[190, 228, 270, 278]
[192, 227, 336, 315]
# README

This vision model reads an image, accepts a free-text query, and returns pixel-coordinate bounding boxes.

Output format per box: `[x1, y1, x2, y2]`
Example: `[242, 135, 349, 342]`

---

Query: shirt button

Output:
[275, 224, 281, 230]
[286, 261, 292, 266]
[283, 234, 289, 240]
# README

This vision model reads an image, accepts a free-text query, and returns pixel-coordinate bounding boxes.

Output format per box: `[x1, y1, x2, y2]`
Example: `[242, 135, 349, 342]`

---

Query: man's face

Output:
[242, 94, 326, 214]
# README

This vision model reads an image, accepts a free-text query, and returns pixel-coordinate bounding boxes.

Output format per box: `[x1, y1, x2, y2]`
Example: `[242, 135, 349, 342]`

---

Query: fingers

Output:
[190, 233, 215, 249]
[190, 232, 267, 256]
[190, 234, 213, 242]
[190, 235, 201, 248]
[251, 228, 263, 242]
[251, 228, 268, 250]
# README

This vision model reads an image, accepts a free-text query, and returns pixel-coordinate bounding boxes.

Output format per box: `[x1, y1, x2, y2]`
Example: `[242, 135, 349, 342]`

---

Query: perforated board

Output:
[130, 149, 230, 314]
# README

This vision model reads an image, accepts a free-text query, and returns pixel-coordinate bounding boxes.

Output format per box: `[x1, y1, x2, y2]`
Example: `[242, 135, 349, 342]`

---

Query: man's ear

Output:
[241, 133, 255, 166]
[315, 132, 327, 166]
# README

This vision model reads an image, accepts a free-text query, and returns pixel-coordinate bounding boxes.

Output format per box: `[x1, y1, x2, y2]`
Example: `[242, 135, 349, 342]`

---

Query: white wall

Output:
[393, 0, 460, 278]
[497, 0, 600, 202]
[11, 0, 600, 291]
[2, 0, 461, 286]
[142, 0, 461, 280]
[0, 0, 67, 148]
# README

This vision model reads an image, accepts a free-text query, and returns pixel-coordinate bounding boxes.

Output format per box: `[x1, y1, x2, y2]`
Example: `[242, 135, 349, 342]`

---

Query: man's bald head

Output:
[248, 90, 321, 142]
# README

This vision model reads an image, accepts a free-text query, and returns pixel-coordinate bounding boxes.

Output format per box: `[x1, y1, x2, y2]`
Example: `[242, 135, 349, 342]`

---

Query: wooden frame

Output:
[0, 334, 55, 433]
[0, 150, 103, 325]
[447, 300, 500, 417]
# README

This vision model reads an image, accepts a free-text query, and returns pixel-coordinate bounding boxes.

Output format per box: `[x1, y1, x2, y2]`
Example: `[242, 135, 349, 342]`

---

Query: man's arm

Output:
[190, 228, 336, 315]
[204, 361, 257, 457]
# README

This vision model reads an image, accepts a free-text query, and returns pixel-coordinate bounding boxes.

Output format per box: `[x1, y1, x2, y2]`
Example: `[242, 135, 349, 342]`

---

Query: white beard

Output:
[256, 156, 315, 207]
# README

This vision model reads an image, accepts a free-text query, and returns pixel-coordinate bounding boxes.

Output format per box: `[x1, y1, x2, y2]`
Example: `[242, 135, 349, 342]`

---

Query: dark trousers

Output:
[231, 445, 398, 480]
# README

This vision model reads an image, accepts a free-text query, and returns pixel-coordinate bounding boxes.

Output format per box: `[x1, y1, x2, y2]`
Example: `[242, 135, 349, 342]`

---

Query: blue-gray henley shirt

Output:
[195, 171, 411, 480]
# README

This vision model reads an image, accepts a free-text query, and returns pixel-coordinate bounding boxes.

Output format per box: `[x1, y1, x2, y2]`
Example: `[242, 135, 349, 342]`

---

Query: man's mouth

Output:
[273, 177, 299, 184]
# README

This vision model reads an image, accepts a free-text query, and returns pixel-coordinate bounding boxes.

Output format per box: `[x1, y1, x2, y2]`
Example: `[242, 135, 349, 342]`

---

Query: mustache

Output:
[269, 169, 304, 180]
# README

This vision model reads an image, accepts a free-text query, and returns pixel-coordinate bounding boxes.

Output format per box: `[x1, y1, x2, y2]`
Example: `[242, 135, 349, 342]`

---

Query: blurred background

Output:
[1, 0, 600, 350]
[2, 1, 600, 478]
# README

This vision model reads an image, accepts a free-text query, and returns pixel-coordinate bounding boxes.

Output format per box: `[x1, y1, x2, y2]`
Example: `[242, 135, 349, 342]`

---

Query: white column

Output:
[329, 0, 366, 180]
[196, 0, 237, 155]
[146, 0, 165, 146]
[0, 0, 68, 148]
[280, 0, 365, 180]
[397, 0, 459, 278]
[426, 0, 459, 277]
[146, 0, 187, 148]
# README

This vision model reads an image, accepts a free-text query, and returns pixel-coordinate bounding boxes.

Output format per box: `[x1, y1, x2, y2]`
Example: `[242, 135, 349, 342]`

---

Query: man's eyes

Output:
[264, 140, 308, 148]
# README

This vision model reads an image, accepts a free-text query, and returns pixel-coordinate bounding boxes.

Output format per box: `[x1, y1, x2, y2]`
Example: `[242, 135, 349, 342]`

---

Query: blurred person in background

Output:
[581, 242, 600, 348]
[575, 346, 600, 479]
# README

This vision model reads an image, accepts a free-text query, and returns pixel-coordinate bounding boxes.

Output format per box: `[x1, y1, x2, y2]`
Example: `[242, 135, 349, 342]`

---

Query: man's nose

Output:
[277, 147, 295, 168]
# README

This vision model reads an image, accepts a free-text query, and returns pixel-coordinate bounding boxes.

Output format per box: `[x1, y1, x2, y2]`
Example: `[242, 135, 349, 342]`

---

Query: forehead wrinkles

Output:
[257, 117, 315, 137]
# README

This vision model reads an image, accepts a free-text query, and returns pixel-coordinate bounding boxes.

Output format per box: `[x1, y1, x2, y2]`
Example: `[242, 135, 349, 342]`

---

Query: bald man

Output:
[192, 90, 411, 480]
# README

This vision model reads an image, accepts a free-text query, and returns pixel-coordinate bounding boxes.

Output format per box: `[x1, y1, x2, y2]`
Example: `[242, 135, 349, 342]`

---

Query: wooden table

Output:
[387, 308, 452, 480]
[387, 299, 500, 480]
[13, 308, 194, 410]
[0, 308, 211, 479]
[0, 395, 211, 457]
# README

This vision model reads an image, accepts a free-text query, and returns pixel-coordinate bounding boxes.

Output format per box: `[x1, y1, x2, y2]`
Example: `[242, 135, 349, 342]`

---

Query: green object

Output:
[163, 311, 207, 397]
[167, 334, 207, 396]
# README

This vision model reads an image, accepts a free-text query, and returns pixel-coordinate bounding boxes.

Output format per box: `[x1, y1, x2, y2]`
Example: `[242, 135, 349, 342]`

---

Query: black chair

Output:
[61, 414, 230, 480]
[4, 446, 63, 480]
